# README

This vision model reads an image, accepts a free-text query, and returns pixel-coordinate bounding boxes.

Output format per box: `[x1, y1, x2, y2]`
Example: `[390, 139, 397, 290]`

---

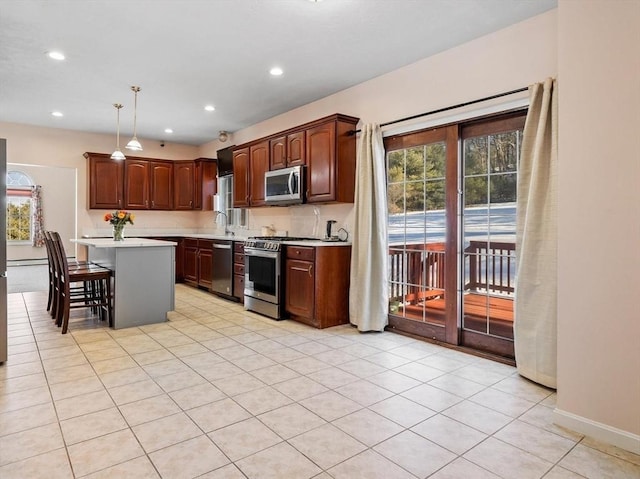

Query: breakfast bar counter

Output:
[72, 238, 176, 329]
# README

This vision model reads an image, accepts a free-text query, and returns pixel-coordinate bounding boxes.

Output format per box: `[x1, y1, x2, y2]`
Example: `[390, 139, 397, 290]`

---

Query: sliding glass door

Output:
[386, 125, 458, 343]
[460, 115, 524, 357]
[385, 113, 525, 358]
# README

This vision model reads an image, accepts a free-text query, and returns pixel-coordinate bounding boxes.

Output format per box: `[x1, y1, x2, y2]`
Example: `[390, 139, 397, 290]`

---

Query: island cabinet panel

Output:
[233, 242, 245, 302]
[249, 140, 269, 207]
[285, 244, 351, 328]
[174, 161, 195, 210]
[124, 160, 149, 209]
[233, 147, 250, 208]
[87, 153, 124, 209]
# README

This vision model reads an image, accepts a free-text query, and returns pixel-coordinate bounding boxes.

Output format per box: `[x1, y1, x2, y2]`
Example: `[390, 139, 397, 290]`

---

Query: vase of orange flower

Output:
[104, 210, 135, 241]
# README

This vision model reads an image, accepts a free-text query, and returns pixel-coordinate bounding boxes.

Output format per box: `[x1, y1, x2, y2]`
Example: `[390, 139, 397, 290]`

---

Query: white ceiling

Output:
[0, 0, 556, 146]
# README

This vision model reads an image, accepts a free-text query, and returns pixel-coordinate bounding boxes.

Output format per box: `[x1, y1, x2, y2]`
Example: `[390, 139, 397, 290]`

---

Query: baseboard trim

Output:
[553, 408, 640, 454]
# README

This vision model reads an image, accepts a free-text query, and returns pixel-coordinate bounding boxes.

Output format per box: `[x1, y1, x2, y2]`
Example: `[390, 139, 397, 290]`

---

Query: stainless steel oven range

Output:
[243, 236, 315, 320]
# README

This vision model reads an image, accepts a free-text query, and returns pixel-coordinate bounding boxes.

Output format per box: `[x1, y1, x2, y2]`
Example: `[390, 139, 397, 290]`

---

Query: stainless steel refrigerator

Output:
[1, 138, 7, 363]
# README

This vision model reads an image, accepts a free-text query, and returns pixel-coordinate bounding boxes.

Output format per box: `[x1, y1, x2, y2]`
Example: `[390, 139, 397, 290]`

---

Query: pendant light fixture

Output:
[126, 85, 143, 151]
[111, 103, 126, 161]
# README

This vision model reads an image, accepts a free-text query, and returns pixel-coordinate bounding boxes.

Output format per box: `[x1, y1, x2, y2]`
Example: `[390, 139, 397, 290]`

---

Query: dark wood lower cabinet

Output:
[197, 240, 213, 290]
[285, 245, 351, 328]
[233, 242, 245, 302]
[183, 238, 213, 290]
[286, 258, 316, 324]
[183, 239, 198, 285]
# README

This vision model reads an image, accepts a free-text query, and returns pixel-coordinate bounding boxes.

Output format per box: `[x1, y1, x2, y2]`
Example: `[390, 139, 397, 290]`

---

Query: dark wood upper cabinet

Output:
[269, 136, 287, 170]
[194, 158, 217, 210]
[233, 113, 358, 206]
[174, 158, 217, 211]
[306, 115, 358, 203]
[149, 161, 173, 210]
[86, 153, 124, 209]
[87, 153, 214, 211]
[124, 159, 149, 209]
[287, 131, 306, 167]
[233, 147, 250, 208]
[123, 159, 173, 210]
[270, 131, 306, 170]
[249, 140, 269, 207]
[174, 161, 195, 210]
[306, 123, 336, 203]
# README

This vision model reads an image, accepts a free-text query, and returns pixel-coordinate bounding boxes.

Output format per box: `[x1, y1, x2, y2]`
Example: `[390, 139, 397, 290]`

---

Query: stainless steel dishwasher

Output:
[211, 240, 233, 297]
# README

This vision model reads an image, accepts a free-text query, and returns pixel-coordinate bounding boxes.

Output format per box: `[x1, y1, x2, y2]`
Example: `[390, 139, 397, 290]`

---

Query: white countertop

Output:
[77, 234, 351, 247]
[72, 238, 177, 248]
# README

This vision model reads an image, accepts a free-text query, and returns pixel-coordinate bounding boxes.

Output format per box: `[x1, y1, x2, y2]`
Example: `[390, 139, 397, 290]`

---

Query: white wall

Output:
[6, 163, 75, 261]
[555, 0, 640, 452]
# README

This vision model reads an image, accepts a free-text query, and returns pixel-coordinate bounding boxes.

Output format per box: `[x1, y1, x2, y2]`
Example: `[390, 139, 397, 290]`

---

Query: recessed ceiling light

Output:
[270, 67, 284, 76]
[204, 105, 215, 112]
[51, 111, 63, 117]
[47, 51, 65, 61]
[164, 128, 173, 134]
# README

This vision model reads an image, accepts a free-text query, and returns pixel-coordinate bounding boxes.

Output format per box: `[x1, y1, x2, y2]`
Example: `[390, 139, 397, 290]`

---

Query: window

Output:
[6, 170, 34, 242]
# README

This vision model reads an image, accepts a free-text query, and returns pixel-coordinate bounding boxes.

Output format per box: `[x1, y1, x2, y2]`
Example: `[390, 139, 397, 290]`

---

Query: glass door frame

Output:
[384, 124, 459, 344]
[384, 111, 526, 359]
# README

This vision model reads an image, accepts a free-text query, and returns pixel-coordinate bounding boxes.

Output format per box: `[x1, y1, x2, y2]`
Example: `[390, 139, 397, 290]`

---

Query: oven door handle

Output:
[244, 248, 279, 259]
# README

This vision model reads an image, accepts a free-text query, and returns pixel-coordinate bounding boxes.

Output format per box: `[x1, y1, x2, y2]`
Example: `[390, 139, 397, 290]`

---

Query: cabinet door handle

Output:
[308, 265, 313, 277]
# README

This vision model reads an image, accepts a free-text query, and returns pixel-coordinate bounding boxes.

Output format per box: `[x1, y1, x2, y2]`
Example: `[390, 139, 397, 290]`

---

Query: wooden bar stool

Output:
[49, 232, 113, 334]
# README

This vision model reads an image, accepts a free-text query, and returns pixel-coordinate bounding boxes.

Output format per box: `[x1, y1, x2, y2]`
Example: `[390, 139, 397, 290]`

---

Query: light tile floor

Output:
[2, 285, 639, 478]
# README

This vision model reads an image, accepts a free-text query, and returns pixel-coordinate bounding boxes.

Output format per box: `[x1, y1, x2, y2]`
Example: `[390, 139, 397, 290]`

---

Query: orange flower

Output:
[130, 213, 135, 222]
[117, 211, 126, 219]
[104, 213, 113, 221]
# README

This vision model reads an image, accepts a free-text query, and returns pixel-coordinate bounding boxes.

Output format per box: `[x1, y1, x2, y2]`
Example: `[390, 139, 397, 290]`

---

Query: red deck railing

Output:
[388, 241, 516, 338]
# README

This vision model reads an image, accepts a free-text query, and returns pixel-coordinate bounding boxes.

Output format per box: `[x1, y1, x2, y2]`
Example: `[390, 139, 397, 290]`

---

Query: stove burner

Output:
[250, 236, 316, 241]
[244, 236, 317, 251]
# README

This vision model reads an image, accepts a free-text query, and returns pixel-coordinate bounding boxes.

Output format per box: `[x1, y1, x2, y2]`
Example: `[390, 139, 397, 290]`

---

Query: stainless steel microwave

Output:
[264, 165, 304, 205]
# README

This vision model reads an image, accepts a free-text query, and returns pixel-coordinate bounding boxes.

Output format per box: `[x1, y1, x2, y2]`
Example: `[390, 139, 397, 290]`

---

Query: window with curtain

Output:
[6, 170, 34, 243]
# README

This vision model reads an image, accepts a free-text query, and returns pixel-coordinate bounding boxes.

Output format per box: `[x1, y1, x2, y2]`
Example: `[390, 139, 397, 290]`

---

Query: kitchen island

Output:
[72, 238, 176, 329]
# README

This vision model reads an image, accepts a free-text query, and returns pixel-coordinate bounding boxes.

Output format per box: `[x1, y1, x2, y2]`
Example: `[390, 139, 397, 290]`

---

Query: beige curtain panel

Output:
[349, 124, 389, 331]
[515, 78, 558, 388]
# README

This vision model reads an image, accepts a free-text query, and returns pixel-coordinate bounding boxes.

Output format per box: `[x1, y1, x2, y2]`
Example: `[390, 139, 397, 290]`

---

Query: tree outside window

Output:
[6, 170, 34, 242]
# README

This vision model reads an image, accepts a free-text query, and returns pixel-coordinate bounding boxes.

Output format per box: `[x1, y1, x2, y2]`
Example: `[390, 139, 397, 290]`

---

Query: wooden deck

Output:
[399, 293, 514, 340]
[389, 241, 515, 340]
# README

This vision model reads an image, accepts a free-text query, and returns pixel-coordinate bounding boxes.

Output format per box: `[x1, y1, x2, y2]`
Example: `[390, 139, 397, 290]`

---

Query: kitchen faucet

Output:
[215, 211, 233, 236]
